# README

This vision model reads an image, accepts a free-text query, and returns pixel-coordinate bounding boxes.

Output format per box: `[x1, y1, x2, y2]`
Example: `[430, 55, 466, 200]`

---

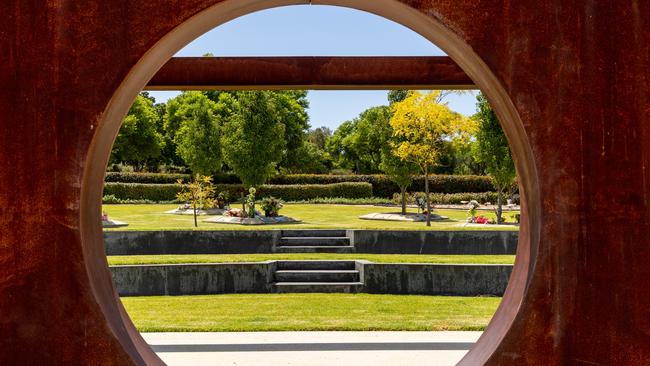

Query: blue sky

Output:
[149, 5, 479, 130]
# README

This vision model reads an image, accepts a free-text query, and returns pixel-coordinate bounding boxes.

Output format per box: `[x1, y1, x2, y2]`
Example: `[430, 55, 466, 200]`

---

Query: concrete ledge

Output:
[350, 230, 518, 255]
[104, 230, 279, 255]
[363, 263, 512, 296]
[111, 261, 512, 297]
[105, 230, 518, 255]
[111, 262, 274, 296]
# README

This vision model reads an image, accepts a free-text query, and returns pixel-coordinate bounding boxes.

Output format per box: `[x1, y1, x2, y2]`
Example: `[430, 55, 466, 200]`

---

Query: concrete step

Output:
[275, 270, 360, 283]
[276, 261, 356, 271]
[275, 246, 355, 253]
[273, 282, 364, 293]
[279, 237, 350, 246]
[280, 230, 347, 238]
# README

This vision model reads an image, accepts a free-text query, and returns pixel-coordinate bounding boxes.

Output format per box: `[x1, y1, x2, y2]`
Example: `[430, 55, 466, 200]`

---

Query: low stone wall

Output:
[350, 230, 517, 255]
[111, 262, 274, 296]
[104, 230, 279, 255]
[105, 230, 518, 255]
[362, 263, 512, 296]
[111, 261, 512, 297]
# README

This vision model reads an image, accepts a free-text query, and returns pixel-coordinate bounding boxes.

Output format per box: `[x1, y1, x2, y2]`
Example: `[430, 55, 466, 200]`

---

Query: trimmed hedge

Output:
[105, 173, 496, 198]
[393, 191, 520, 205]
[103, 182, 372, 202]
[105, 172, 190, 184]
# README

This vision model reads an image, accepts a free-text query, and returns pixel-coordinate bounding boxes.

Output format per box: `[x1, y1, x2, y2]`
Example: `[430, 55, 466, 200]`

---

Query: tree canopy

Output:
[110, 94, 163, 169]
[221, 91, 286, 187]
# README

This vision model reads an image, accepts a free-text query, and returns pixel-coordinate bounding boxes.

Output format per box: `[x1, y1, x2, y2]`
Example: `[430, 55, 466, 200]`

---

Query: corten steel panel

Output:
[146, 56, 476, 90]
[0, 1, 649, 366]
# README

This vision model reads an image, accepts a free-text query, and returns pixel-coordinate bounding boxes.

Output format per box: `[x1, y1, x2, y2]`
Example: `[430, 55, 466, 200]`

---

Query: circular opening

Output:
[81, 0, 540, 364]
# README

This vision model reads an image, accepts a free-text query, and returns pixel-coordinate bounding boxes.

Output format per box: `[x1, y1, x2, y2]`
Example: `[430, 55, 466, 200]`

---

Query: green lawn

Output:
[109, 253, 515, 265]
[103, 203, 520, 231]
[122, 293, 500, 332]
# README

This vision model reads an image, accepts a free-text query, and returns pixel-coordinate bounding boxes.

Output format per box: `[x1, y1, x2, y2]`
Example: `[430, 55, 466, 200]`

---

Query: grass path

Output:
[109, 253, 515, 266]
[103, 203, 520, 231]
[122, 293, 501, 332]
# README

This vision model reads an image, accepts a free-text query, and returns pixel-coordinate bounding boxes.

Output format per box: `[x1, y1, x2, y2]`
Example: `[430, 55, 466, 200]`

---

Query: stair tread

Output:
[275, 270, 359, 274]
[274, 282, 364, 286]
[277, 245, 353, 248]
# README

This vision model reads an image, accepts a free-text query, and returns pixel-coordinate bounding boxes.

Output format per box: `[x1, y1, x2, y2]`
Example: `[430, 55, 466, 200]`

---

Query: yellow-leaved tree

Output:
[390, 91, 471, 226]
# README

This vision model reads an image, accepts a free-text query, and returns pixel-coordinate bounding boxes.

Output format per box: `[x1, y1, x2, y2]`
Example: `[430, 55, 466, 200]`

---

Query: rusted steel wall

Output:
[0, 1, 649, 365]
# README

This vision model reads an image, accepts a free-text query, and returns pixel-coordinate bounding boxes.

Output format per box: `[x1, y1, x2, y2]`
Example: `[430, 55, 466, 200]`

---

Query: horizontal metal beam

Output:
[146, 56, 476, 90]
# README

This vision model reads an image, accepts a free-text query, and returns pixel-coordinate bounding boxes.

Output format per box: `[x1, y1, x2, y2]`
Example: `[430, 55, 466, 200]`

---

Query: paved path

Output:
[143, 331, 481, 366]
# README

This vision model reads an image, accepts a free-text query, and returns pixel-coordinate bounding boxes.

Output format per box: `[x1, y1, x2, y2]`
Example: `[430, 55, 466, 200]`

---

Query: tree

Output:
[176, 175, 216, 227]
[473, 93, 516, 224]
[388, 90, 408, 105]
[307, 126, 332, 150]
[110, 94, 164, 170]
[222, 91, 286, 187]
[390, 91, 467, 226]
[380, 144, 419, 215]
[174, 95, 223, 175]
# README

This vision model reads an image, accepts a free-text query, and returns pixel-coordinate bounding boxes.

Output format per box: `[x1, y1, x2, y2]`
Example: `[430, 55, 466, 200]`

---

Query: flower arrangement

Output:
[467, 200, 480, 219]
[216, 191, 231, 209]
[260, 196, 284, 217]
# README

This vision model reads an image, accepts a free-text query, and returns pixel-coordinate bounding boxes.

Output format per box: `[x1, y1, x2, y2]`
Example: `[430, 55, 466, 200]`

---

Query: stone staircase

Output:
[272, 260, 364, 293]
[275, 230, 354, 253]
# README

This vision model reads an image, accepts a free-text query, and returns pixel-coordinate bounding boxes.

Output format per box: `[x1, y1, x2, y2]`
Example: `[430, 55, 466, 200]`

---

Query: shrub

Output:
[392, 191, 518, 205]
[103, 182, 184, 201]
[105, 172, 190, 184]
[103, 182, 372, 203]
[260, 196, 284, 217]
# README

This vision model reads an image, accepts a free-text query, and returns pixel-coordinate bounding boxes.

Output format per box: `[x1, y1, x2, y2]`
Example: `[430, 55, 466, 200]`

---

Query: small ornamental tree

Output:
[473, 93, 516, 224]
[175, 175, 216, 227]
[379, 145, 418, 215]
[390, 91, 468, 226]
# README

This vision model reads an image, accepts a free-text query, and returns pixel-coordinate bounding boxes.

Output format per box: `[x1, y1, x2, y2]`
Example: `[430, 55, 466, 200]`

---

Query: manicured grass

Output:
[103, 203, 520, 231]
[108, 253, 515, 266]
[122, 293, 501, 332]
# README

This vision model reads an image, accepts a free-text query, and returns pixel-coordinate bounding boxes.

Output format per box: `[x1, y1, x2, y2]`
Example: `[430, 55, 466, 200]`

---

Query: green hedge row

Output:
[103, 182, 373, 202]
[394, 191, 520, 205]
[105, 172, 191, 184]
[105, 173, 496, 197]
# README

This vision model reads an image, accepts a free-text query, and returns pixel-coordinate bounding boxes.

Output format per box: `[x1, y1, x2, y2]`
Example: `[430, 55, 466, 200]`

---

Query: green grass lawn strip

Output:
[103, 203, 520, 231]
[122, 293, 501, 332]
[108, 253, 515, 266]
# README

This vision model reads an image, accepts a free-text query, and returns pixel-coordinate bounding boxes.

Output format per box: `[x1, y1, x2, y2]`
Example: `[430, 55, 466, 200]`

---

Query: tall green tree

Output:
[174, 95, 224, 175]
[110, 94, 164, 170]
[222, 91, 286, 187]
[473, 93, 516, 224]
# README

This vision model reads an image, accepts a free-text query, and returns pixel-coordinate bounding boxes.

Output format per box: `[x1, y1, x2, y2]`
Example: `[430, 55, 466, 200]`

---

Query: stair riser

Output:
[275, 247, 354, 254]
[275, 272, 359, 282]
[276, 261, 356, 271]
[274, 284, 363, 293]
[280, 238, 350, 246]
[280, 230, 347, 237]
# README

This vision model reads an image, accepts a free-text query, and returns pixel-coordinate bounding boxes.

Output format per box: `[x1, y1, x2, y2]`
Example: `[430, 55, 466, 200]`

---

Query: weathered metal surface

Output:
[146, 56, 475, 90]
[0, 1, 648, 365]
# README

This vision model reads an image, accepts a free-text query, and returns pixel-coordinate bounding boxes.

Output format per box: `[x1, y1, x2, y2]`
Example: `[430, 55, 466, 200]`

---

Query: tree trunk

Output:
[400, 186, 407, 215]
[425, 168, 431, 227]
[192, 199, 198, 228]
[495, 184, 503, 224]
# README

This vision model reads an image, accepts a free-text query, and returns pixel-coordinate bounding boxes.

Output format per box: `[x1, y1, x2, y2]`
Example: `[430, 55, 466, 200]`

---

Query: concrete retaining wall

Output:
[111, 263, 274, 296]
[105, 230, 518, 255]
[350, 230, 517, 255]
[111, 261, 512, 297]
[362, 263, 512, 296]
[104, 230, 278, 255]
